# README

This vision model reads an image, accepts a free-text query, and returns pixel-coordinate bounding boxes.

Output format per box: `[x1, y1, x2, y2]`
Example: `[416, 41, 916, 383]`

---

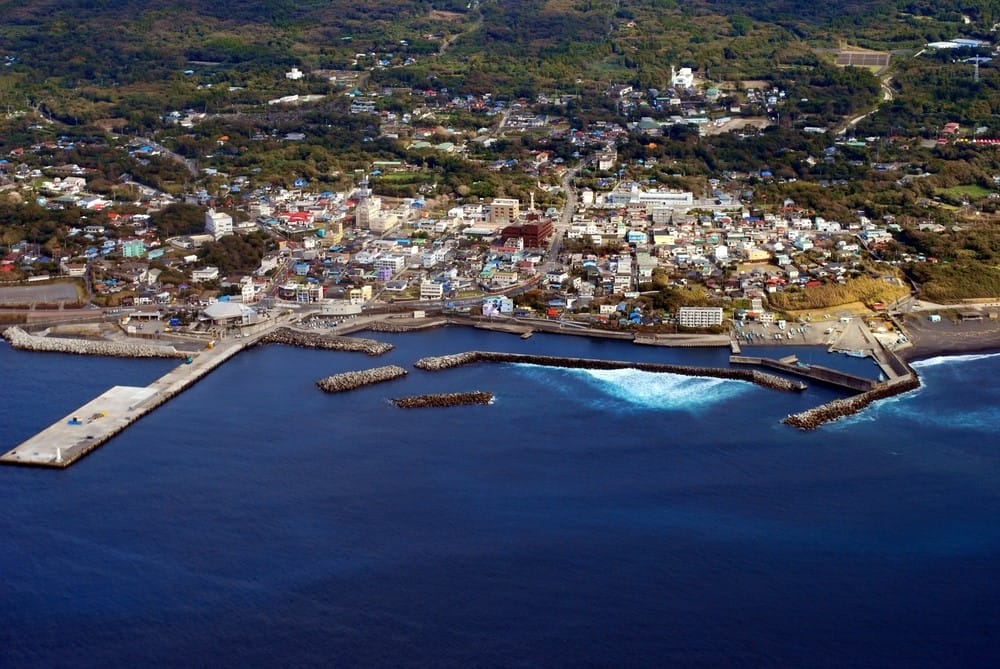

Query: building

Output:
[375, 254, 406, 275]
[320, 299, 363, 316]
[240, 276, 256, 303]
[671, 66, 695, 88]
[120, 239, 146, 258]
[606, 186, 694, 208]
[191, 266, 220, 283]
[596, 150, 617, 172]
[678, 306, 724, 328]
[205, 208, 233, 240]
[420, 280, 444, 300]
[202, 301, 257, 327]
[488, 198, 520, 227]
[355, 196, 383, 231]
[500, 219, 553, 248]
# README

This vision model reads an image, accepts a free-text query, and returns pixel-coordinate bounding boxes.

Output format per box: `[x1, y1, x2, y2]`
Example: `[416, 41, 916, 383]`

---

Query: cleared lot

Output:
[0, 283, 80, 305]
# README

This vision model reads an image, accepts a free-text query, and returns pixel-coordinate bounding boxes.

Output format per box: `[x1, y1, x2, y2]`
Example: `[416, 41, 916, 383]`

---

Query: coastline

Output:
[894, 314, 1000, 362]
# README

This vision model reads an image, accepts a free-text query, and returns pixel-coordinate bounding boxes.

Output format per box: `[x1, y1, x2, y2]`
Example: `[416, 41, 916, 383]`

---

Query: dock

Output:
[1, 335, 255, 468]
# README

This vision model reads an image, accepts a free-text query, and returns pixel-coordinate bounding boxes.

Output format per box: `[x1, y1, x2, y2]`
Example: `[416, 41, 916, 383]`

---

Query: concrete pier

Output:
[1, 335, 254, 468]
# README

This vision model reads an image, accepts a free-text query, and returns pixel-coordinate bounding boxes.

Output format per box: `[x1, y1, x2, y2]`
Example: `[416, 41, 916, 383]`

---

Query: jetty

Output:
[0, 319, 395, 468]
[1, 333, 254, 468]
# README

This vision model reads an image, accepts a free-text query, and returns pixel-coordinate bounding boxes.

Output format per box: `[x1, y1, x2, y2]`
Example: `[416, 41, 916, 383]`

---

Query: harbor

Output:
[1, 308, 925, 466]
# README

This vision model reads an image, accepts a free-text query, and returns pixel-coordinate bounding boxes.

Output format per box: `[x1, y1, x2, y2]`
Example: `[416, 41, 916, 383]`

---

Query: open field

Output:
[0, 282, 81, 305]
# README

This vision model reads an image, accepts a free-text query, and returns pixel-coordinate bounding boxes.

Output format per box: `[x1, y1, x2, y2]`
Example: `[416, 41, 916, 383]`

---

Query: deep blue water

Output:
[1, 329, 998, 668]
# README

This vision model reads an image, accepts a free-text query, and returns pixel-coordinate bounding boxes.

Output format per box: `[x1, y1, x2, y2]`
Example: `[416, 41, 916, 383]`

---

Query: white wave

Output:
[560, 367, 752, 411]
[911, 351, 1000, 369]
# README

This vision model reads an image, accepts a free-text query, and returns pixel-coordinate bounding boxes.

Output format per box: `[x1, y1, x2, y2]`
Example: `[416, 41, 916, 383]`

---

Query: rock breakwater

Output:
[261, 327, 392, 356]
[783, 376, 921, 430]
[414, 351, 806, 392]
[391, 391, 494, 408]
[316, 365, 408, 393]
[2, 326, 185, 358]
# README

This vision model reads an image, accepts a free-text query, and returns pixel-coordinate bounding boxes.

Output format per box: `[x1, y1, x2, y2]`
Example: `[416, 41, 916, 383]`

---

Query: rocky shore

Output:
[391, 391, 494, 408]
[414, 351, 806, 392]
[2, 325, 185, 358]
[316, 365, 408, 393]
[261, 327, 393, 356]
[783, 377, 922, 429]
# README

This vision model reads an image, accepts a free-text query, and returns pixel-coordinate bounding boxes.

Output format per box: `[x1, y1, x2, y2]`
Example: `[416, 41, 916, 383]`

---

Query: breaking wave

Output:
[911, 351, 1000, 369]
[516, 365, 752, 411]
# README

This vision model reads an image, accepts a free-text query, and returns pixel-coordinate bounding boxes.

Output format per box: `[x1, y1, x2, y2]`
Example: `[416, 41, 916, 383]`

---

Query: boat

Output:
[520, 331, 534, 339]
[844, 350, 868, 358]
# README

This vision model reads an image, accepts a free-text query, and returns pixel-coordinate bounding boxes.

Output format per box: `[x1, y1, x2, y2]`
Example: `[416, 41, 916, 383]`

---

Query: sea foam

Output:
[519, 365, 751, 411]
[911, 351, 1000, 369]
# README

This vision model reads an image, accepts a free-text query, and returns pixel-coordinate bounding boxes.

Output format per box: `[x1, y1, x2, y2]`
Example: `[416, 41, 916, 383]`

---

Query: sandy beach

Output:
[896, 312, 1000, 361]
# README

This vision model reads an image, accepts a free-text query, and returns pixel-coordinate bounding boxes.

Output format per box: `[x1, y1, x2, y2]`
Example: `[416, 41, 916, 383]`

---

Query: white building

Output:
[606, 186, 693, 207]
[375, 254, 406, 274]
[671, 66, 695, 89]
[321, 299, 363, 316]
[421, 247, 448, 268]
[240, 276, 256, 303]
[285, 67, 304, 80]
[420, 280, 444, 300]
[596, 151, 617, 172]
[677, 306, 724, 328]
[205, 208, 233, 240]
[191, 266, 220, 283]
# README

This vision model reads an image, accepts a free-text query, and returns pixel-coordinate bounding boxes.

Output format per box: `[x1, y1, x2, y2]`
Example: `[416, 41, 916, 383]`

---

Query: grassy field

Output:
[936, 184, 993, 200]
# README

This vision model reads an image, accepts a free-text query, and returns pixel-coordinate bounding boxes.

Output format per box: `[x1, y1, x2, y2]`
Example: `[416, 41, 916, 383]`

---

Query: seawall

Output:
[260, 327, 393, 356]
[414, 351, 807, 393]
[783, 376, 921, 430]
[2, 325, 185, 358]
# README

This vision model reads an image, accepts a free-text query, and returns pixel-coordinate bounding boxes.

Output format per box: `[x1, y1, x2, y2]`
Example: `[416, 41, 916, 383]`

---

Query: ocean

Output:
[1, 328, 998, 668]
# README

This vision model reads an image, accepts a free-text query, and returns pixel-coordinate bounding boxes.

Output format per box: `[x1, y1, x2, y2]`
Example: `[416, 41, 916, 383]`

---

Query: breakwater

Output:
[2, 336, 252, 468]
[783, 377, 922, 430]
[391, 391, 494, 408]
[316, 365, 408, 393]
[260, 327, 393, 356]
[414, 351, 807, 392]
[2, 325, 185, 358]
[730, 355, 877, 392]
